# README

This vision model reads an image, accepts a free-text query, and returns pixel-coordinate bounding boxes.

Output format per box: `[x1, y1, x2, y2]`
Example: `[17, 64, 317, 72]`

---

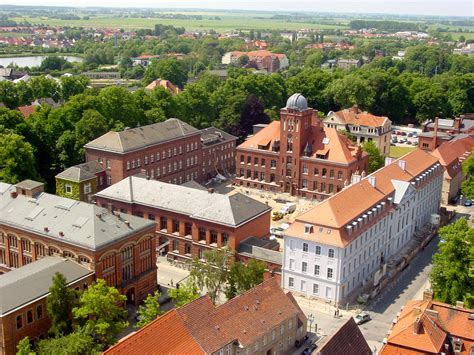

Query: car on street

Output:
[407, 132, 413, 137]
[464, 199, 473, 207]
[401, 131, 407, 136]
[270, 227, 284, 237]
[353, 312, 371, 325]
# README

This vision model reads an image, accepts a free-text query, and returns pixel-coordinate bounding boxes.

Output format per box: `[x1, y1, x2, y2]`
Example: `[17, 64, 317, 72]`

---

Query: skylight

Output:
[322, 137, 330, 145]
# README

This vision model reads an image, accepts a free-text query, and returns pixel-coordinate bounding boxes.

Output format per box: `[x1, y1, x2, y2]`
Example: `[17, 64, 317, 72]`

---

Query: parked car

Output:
[353, 312, 371, 325]
[407, 132, 413, 137]
[395, 131, 401, 135]
[272, 211, 283, 221]
[280, 202, 297, 214]
[401, 131, 407, 136]
[464, 199, 473, 207]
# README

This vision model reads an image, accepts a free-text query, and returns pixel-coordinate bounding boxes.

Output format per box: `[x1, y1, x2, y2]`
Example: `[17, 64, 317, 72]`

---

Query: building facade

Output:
[324, 105, 392, 156]
[235, 94, 368, 200]
[82, 118, 236, 187]
[0, 181, 157, 305]
[282, 149, 442, 304]
[0, 257, 94, 355]
[94, 176, 272, 262]
[105, 278, 307, 355]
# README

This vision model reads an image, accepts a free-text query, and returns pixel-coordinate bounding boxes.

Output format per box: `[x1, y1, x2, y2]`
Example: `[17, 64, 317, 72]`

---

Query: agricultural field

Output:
[10, 12, 349, 31]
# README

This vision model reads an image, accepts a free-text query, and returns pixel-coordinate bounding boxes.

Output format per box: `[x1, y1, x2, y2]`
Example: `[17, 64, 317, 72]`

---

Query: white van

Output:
[279, 203, 296, 214]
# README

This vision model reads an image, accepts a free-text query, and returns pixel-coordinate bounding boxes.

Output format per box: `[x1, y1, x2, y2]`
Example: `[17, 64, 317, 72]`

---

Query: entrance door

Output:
[126, 288, 135, 305]
[285, 182, 291, 192]
[325, 287, 332, 300]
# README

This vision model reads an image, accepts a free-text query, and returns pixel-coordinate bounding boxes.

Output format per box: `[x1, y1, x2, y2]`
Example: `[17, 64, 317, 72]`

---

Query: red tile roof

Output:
[329, 106, 389, 128]
[104, 309, 203, 354]
[431, 136, 474, 177]
[17, 105, 36, 118]
[318, 317, 372, 355]
[145, 79, 181, 95]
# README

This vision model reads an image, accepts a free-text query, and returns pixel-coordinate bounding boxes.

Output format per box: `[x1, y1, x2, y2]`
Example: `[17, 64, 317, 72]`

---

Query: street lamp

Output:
[308, 313, 315, 333]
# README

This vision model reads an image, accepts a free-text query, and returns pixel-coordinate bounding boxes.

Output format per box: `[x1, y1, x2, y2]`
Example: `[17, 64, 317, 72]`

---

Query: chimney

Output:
[208, 188, 214, 194]
[124, 220, 131, 228]
[10, 191, 17, 199]
[456, 301, 464, 309]
[44, 227, 49, 233]
[398, 160, 406, 171]
[412, 306, 422, 316]
[425, 309, 439, 320]
[433, 117, 439, 149]
[413, 317, 422, 334]
[368, 176, 376, 188]
[351, 174, 362, 185]
[59, 231, 64, 237]
[423, 289, 434, 301]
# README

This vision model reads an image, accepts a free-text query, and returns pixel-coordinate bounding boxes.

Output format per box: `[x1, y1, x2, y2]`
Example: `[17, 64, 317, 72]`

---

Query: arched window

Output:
[121, 245, 134, 281]
[48, 246, 60, 256]
[63, 250, 75, 259]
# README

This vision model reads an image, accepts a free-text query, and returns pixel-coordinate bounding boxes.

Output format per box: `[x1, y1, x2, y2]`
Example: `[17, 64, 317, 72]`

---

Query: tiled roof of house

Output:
[0, 257, 93, 316]
[95, 176, 271, 227]
[0, 182, 155, 250]
[317, 317, 372, 355]
[328, 106, 389, 128]
[84, 118, 199, 153]
[380, 298, 474, 355]
[17, 105, 36, 118]
[285, 149, 439, 247]
[431, 136, 474, 175]
[145, 79, 181, 94]
[104, 278, 305, 354]
[56, 160, 104, 182]
[238, 120, 364, 164]
[228, 50, 287, 59]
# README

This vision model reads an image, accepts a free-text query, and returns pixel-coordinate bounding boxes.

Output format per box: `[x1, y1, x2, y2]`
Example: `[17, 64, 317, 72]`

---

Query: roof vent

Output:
[256, 300, 260, 305]
[398, 159, 406, 171]
[59, 231, 64, 237]
[244, 305, 249, 311]
[368, 176, 376, 188]
[456, 301, 464, 309]
[124, 220, 131, 228]
[215, 325, 220, 330]
[44, 227, 49, 232]
[10, 191, 17, 199]
[253, 304, 258, 310]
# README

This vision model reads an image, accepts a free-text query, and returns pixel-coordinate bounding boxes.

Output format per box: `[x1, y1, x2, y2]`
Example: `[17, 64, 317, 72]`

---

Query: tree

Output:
[362, 140, 384, 173]
[0, 132, 39, 184]
[412, 84, 448, 123]
[225, 259, 266, 299]
[135, 290, 162, 328]
[461, 150, 474, 199]
[190, 249, 233, 304]
[325, 75, 375, 110]
[98, 86, 140, 128]
[28, 76, 61, 102]
[37, 327, 99, 355]
[74, 110, 109, 157]
[237, 55, 249, 67]
[60, 76, 90, 100]
[168, 280, 200, 307]
[142, 59, 188, 88]
[40, 56, 68, 71]
[16, 337, 34, 355]
[430, 218, 474, 308]
[72, 279, 128, 345]
[47, 272, 77, 337]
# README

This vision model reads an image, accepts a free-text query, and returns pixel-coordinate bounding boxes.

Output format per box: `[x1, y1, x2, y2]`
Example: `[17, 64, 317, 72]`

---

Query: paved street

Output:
[360, 234, 440, 351]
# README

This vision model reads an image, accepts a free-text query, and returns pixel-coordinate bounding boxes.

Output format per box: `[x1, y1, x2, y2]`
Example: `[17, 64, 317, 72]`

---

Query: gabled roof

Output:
[145, 79, 181, 94]
[0, 257, 93, 316]
[56, 160, 104, 182]
[95, 176, 271, 227]
[200, 126, 237, 146]
[318, 317, 372, 355]
[327, 106, 389, 128]
[431, 136, 474, 168]
[0, 182, 155, 250]
[17, 105, 36, 118]
[84, 118, 200, 153]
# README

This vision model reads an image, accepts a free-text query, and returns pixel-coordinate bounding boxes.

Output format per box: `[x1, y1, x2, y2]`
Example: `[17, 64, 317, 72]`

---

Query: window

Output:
[303, 243, 308, 252]
[313, 283, 319, 295]
[314, 168, 319, 175]
[301, 280, 306, 292]
[261, 158, 266, 167]
[37, 305, 43, 319]
[302, 261, 307, 273]
[210, 231, 218, 245]
[106, 159, 111, 169]
[27, 309, 33, 323]
[137, 158, 141, 167]
[289, 259, 295, 270]
[150, 154, 154, 163]
[314, 264, 320, 276]
[222, 233, 229, 246]
[107, 176, 112, 185]
[338, 171, 343, 180]
[173, 147, 177, 156]
[327, 268, 333, 279]
[329, 249, 335, 258]
[160, 217, 167, 230]
[144, 155, 148, 165]
[288, 277, 294, 288]
[84, 183, 92, 194]
[198, 228, 206, 241]
[185, 223, 192, 236]
[172, 220, 180, 233]
[126, 161, 130, 170]
[330, 169, 334, 178]
[157, 152, 160, 161]
[322, 168, 327, 177]
[315, 246, 321, 255]
[16, 315, 22, 329]
[64, 184, 72, 194]
[254, 157, 258, 165]
[303, 164, 308, 174]
[172, 240, 179, 252]
[271, 160, 277, 168]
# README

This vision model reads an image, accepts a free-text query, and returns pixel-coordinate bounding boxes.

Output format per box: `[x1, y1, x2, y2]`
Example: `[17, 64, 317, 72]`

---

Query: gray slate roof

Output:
[0, 182, 155, 250]
[0, 257, 93, 316]
[237, 237, 282, 265]
[84, 118, 200, 153]
[56, 160, 104, 182]
[200, 127, 237, 146]
[95, 176, 271, 227]
[15, 179, 44, 190]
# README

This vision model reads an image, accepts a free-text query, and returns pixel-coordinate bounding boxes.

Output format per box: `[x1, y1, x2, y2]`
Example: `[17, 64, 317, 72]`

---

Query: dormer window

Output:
[304, 224, 313, 234]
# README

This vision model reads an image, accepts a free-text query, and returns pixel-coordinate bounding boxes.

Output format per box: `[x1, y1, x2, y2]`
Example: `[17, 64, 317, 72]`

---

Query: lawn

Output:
[389, 145, 417, 158]
[10, 14, 348, 32]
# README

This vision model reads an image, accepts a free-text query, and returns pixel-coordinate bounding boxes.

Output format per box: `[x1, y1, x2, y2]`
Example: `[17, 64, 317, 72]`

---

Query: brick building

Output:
[0, 257, 94, 355]
[324, 105, 392, 156]
[94, 176, 271, 262]
[0, 181, 157, 305]
[104, 278, 307, 355]
[380, 290, 474, 355]
[317, 317, 371, 355]
[82, 118, 236, 187]
[235, 94, 368, 200]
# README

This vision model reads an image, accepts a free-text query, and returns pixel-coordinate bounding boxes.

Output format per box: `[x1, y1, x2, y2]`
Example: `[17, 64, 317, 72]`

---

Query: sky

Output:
[1, 0, 473, 17]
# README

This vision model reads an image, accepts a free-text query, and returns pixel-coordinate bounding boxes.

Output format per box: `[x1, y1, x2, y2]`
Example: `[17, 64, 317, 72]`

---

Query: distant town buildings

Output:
[282, 149, 442, 303]
[0, 257, 94, 354]
[0, 180, 157, 305]
[79, 118, 236, 188]
[324, 105, 392, 155]
[235, 94, 368, 200]
[453, 43, 474, 55]
[221, 50, 289, 72]
[104, 278, 307, 355]
[380, 290, 474, 354]
[130, 54, 160, 67]
[419, 116, 474, 151]
[94, 176, 271, 262]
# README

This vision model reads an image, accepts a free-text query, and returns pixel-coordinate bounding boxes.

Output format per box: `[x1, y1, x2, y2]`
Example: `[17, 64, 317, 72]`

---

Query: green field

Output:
[389, 145, 417, 158]
[10, 14, 348, 32]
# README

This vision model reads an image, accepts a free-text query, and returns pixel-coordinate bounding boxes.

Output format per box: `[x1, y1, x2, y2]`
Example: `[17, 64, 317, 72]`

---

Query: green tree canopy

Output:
[225, 258, 266, 299]
[135, 290, 162, 328]
[37, 327, 99, 355]
[0, 132, 39, 184]
[47, 272, 77, 337]
[72, 279, 128, 345]
[16, 337, 35, 355]
[143, 58, 188, 88]
[168, 280, 200, 307]
[362, 140, 385, 173]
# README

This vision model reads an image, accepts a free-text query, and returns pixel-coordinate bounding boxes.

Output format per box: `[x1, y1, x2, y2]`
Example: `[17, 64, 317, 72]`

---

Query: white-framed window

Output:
[64, 184, 72, 194]
[84, 183, 91, 194]
[107, 175, 112, 185]
[144, 155, 148, 165]
[150, 154, 154, 163]
[315, 246, 321, 255]
[288, 277, 294, 288]
[126, 161, 130, 170]
[327, 268, 333, 279]
[157, 167, 161, 177]
[290, 240, 295, 251]
[302, 261, 307, 273]
[313, 283, 319, 295]
[179, 146, 182, 154]
[132, 160, 136, 169]
[137, 158, 141, 167]
[329, 248, 335, 258]
[314, 264, 320, 276]
[303, 243, 308, 252]
[106, 159, 111, 169]
[301, 280, 306, 292]
[99, 176, 103, 186]
[168, 149, 172, 157]
[157, 152, 160, 160]
[289, 259, 295, 270]
[303, 164, 308, 174]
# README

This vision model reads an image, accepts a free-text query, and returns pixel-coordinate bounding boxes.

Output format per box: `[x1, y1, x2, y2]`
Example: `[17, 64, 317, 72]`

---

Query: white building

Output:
[282, 149, 443, 304]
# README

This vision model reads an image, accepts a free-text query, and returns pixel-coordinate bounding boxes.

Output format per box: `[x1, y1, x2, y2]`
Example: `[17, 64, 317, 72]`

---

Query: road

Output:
[359, 234, 440, 351]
